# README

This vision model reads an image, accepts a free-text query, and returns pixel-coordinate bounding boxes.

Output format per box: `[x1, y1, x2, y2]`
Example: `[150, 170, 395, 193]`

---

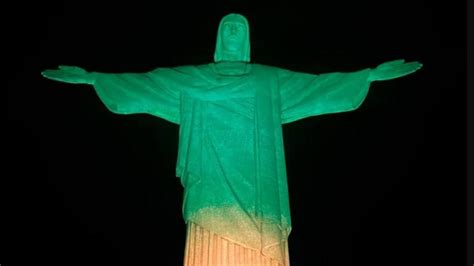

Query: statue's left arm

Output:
[279, 59, 422, 124]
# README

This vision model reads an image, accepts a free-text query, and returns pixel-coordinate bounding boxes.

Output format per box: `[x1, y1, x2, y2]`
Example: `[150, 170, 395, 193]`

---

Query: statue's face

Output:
[214, 13, 250, 62]
[221, 21, 246, 52]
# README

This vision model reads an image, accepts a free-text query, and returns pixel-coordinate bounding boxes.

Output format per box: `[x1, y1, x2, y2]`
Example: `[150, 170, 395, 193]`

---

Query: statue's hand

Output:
[41, 66, 96, 85]
[368, 59, 422, 82]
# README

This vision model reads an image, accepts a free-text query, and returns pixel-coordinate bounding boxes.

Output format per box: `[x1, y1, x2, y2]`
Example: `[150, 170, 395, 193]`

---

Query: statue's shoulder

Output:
[166, 64, 203, 73]
[251, 63, 285, 75]
[150, 64, 207, 77]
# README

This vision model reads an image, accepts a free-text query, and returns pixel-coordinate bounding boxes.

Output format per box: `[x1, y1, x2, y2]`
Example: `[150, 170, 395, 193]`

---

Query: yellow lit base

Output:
[184, 221, 289, 266]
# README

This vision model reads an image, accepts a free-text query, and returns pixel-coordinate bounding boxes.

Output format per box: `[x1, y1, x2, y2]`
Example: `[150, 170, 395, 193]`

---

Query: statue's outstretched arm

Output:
[41, 65, 185, 123]
[279, 59, 422, 123]
[41, 65, 96, 85]
[368, 59, 423, 82]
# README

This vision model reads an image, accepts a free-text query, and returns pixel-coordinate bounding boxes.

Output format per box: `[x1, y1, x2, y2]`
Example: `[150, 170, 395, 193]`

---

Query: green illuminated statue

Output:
[42, 13, 422, 266]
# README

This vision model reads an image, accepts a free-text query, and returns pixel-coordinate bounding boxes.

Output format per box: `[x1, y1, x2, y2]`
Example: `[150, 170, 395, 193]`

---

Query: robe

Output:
[92, 62, 371, 264]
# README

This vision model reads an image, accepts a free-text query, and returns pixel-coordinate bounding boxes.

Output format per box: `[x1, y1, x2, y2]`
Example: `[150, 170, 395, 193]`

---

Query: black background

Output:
[6, 1, 467, 265]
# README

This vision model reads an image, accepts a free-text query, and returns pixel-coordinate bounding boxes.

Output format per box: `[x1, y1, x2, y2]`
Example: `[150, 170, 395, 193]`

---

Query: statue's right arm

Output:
[42, 65, 182, 123]
[41, 66, 96, 85]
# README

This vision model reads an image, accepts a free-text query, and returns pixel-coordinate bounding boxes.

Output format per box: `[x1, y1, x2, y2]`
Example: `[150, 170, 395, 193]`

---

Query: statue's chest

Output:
[182, 76, 255, 102]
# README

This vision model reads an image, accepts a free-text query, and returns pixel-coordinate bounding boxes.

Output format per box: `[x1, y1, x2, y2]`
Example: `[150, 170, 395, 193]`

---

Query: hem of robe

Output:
[183, 205, 291, 264]
[184, 221, 290, 266]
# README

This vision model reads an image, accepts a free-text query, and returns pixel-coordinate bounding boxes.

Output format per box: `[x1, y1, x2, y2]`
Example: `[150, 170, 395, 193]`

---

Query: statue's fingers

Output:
[393, 65, 422, 78]
[410, 61, 423, 70]
[59, 65, 87, 74]
[402, 62, 423, 73]
[378, 59, 405, 70]
[42, 72, 66, 82]
[41, 70, 58, 78]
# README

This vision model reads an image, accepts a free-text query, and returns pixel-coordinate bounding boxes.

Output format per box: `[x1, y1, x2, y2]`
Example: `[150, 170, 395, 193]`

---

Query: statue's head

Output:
[214, 13, 250, 63]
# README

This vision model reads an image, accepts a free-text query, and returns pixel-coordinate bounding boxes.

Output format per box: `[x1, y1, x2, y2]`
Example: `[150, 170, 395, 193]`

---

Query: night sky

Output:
[6, 1, 467, 266]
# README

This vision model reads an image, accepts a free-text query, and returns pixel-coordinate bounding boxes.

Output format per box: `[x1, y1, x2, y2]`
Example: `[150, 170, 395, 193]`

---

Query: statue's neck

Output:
[212, 61, 251, 76]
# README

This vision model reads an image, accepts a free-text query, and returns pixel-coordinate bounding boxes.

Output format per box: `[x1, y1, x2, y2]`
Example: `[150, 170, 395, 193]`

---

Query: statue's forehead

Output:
[220, 14, 248, 25]
[223, 21, 245, 27]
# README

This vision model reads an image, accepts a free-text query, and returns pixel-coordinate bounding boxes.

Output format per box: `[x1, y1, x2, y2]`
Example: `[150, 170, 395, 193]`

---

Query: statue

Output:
[42, 13, 422, 266]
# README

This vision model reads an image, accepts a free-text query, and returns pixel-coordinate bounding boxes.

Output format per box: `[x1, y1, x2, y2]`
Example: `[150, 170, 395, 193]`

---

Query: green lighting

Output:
[41, 13, 422, 263]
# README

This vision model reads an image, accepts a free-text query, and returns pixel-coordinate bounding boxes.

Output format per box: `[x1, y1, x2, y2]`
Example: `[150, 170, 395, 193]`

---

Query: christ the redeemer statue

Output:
[42, 13, 422, 266]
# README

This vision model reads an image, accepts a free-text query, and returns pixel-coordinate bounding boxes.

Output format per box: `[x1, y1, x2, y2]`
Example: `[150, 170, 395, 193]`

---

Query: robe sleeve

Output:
[278, 67, 372, 124]
[91, 67, 191, 124]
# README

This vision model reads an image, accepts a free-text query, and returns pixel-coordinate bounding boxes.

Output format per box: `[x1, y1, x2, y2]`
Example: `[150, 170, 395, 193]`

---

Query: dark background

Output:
[6, 1, 467, 265]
